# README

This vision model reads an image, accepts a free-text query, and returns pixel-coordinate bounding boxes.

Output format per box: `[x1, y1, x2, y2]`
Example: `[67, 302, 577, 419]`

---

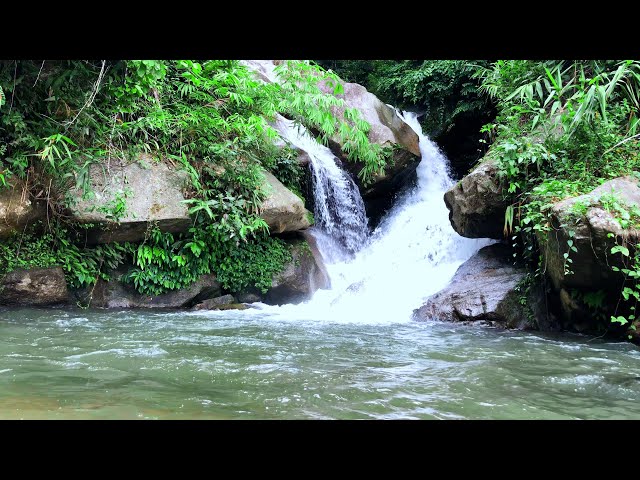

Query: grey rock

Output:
[192, 294, 236, 310]
[414, 244, 529, 327]
[0, 267, 69, 306]
[82, 272, 221, 309]
[68, 154, 191, 244]
[443, 158, 507, 239]
[0, 179, 45, 239]
[204, 303, 249, 311]
[236, 290, 263, 303]
[320, 80, 421, 216]
[541, 175, 640, 292]
[259, 170, 312, 233]
[264, 234, 330, 305]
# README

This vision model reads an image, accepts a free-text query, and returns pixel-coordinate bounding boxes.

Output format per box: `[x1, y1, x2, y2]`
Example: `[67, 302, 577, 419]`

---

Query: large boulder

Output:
[316, 79, 420, 183]
[259, 170, 312, 233]
[319, 78, 421, 223]
[68, 155, 191, 244]
[0, 267, 69, 306]
[264, 234, 330, 305]
[444, 158, 506, 239]
[0, 179, 44, 239]
[541, 176, 640, 293]
[413, 244, 533, 328]
[81, 271, 221, 309]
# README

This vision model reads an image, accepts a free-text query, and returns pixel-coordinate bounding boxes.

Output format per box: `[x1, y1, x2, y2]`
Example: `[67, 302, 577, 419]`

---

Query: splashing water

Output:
[256, 111, 490, 323]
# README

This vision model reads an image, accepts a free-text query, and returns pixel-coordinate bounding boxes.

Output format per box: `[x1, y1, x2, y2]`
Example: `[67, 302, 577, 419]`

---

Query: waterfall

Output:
[274, 116, 368, 258]
[263, 111, 490, 322]
[240, 59, 490, 321]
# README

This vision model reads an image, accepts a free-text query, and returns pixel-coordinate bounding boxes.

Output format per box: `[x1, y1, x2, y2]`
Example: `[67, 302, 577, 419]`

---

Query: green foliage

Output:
[1, 59, 381, 300]
[258, 144, 303, 194]
[0, 223, 132, 289]
[599, 192, 640, 229]
[216, 236, 292, 294]
[478, 60, 640, 340]
[96, 187, 131, 222]
[123, 227, 214, 296]
[122, 226, 291, 296]
[608, 234, 640, 338]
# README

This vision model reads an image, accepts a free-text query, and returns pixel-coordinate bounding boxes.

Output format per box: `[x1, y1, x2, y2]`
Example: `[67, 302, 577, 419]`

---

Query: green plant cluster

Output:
[476, 60, 640, 337]
[0, 223, 131, 289]
[0, 60, 384, 298]
[122, 225, 291, 296]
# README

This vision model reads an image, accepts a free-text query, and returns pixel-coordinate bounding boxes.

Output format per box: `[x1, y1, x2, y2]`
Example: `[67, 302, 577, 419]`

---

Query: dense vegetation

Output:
[475, 60, 640, 337]
[0, 60, 385, 301]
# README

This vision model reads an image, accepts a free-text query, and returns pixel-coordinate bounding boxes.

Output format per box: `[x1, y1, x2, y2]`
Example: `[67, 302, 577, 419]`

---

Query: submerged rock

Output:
[0, 267, 69, 306]
[259, 170, 312, 233]
[209, 303, 249, 311]
[82, 272, 221, 309]
[414, 244, 530, 328]
[0, 179, 44, 239]
[443, 158, 506, 239]
[192, 294, 236, 310]
[68, 154, 191, 244]
[264, 235, 329, 305]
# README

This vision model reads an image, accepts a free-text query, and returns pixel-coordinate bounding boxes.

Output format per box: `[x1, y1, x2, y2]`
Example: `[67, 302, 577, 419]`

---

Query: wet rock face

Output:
[319, 81, 421, 224]
[413, 244, 529, 328]
[242, 60, 421, 224]
[67, 155, 192, 244]
[0, 267, 69, 306]
[443, 159, 506, 239]
[264, 235, 329, 306]
[259, 170, 312, 234]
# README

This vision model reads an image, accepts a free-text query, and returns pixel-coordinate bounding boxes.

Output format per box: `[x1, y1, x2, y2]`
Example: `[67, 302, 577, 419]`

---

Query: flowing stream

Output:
[0, 109, 639, 419]
[1, 309, 639, 419]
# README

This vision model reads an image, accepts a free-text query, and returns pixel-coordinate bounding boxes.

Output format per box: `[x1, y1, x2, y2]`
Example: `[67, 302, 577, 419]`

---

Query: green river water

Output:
[0, 307, 639, 419]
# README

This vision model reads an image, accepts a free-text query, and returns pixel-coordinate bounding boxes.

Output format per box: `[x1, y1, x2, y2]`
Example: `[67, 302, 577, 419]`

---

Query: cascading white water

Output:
[274, 116, 368, 257]
[260, 111, 491, 323]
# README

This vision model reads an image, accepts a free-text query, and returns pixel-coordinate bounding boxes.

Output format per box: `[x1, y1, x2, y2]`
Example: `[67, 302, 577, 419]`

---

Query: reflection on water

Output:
[0, 307, 639, 419]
